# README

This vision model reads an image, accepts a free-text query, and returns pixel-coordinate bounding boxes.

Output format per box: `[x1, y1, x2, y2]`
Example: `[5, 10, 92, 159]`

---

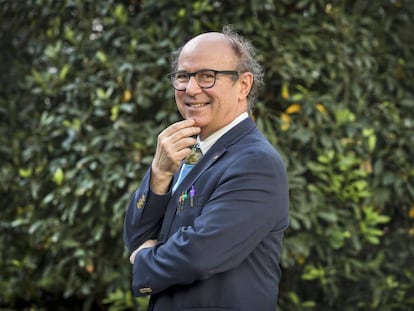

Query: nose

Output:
[185, 76, 202, 96]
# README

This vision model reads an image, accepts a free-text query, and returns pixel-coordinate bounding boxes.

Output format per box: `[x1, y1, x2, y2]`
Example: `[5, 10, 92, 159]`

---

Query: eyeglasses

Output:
[167, 69, 239, 91]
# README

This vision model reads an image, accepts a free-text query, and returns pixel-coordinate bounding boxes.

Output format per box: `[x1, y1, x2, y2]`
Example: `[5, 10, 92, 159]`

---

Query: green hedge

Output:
[1, 0, 413, 310]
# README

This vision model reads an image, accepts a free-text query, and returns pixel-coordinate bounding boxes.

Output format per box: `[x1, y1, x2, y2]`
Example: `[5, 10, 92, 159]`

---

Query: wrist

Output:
[150, 166, 173, 195]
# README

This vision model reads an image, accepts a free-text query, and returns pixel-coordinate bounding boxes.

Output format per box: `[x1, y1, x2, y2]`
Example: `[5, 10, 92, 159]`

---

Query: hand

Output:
[129, 239, 157, 264]
[150, 119, 200, 194]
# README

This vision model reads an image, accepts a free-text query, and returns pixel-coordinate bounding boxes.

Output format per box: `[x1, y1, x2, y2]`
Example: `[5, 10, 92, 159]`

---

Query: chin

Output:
[191, 115, 210, 126]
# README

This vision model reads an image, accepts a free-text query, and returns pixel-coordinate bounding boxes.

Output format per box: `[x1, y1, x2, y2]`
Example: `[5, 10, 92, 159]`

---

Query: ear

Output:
[238, 72, 254, 100]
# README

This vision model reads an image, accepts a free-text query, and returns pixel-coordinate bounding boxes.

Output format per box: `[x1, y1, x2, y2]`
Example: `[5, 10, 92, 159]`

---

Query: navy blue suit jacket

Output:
[124, 118, 289, 311]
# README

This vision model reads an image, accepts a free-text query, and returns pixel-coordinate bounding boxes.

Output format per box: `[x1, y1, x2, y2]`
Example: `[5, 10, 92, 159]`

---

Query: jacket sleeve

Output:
[131, 149, 289, 296]
[123, 168, 171, 252]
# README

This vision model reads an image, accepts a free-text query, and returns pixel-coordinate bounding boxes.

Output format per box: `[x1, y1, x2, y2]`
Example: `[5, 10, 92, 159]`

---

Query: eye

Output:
[197, 71, 215, 81]
[175, 72, 189, 81]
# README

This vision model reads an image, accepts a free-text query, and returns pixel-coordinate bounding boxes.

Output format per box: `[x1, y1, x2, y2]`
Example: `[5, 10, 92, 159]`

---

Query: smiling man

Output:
[123, 25, 289, 311]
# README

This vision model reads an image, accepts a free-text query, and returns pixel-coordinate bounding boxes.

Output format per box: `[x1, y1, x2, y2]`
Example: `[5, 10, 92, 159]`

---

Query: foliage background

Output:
[1, 0, 413, 310]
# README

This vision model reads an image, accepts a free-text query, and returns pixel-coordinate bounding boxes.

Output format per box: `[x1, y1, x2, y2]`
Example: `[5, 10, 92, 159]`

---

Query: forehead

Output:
[177, 33, 238, 70]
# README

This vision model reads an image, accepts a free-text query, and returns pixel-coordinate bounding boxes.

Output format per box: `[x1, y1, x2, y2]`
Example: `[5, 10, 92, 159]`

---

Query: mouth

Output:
[185, 102, 209, 108]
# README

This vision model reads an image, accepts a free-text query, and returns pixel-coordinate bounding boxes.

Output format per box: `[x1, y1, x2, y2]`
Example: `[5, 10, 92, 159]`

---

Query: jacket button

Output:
[139, 287, 152, 294]
[136, 194, 146, 209]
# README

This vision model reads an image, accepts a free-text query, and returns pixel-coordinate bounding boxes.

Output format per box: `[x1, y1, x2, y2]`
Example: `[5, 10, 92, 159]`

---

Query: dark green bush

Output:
[1, 0, 413, 310]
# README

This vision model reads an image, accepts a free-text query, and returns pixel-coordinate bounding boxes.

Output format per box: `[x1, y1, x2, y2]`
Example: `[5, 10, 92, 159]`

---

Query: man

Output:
[123, 25, 289, 311]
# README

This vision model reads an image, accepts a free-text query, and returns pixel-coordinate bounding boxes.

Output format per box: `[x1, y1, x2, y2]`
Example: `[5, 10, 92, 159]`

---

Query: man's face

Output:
[174, 33, 250, 140]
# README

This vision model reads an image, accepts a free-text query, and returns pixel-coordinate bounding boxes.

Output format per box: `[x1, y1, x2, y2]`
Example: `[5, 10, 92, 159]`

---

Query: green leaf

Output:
[18, 167, 32, 178]
[59, 64, 70, 80]
[96, 51, 108, 64]
[52, 168, 64, 186]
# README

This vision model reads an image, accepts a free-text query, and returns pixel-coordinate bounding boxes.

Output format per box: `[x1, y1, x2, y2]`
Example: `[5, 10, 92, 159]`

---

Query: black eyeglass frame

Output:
[167, 69, 240, 91]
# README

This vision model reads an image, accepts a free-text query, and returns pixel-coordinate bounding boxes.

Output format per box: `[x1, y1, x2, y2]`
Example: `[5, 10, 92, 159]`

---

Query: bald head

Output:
[178, 33, 239, 72]
[183, 32, 229, 49]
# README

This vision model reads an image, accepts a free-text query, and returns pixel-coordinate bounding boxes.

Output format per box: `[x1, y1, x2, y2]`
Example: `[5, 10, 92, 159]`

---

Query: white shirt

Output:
[197, 112, 249, 154]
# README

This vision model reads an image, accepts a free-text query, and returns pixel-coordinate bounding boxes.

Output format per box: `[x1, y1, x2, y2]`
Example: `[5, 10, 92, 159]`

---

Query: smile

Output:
[185, 102, 209, 108]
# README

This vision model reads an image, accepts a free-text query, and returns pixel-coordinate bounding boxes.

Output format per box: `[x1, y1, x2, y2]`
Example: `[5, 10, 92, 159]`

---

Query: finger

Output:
[171, 127, 200, 145]
[156, 136, 196, 161]
[161, 120, 200, 144]
[173, 136, 198, 151]
[157, 124, 200, 159]
[161, 119, 196, 138]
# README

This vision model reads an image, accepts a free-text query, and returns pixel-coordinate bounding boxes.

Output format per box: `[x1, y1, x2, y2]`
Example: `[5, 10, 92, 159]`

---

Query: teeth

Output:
[188, 103, 207, 108]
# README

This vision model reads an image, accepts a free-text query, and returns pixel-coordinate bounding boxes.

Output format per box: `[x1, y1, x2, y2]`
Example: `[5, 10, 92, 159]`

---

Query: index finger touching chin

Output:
[172, 118, 195, 130]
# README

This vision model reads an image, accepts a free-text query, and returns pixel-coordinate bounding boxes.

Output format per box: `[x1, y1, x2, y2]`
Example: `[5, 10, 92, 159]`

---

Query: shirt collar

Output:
[197, 112, 249, 155]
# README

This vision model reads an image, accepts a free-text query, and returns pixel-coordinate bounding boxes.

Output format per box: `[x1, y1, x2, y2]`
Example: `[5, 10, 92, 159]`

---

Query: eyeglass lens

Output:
[172, 70, 216, 90]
